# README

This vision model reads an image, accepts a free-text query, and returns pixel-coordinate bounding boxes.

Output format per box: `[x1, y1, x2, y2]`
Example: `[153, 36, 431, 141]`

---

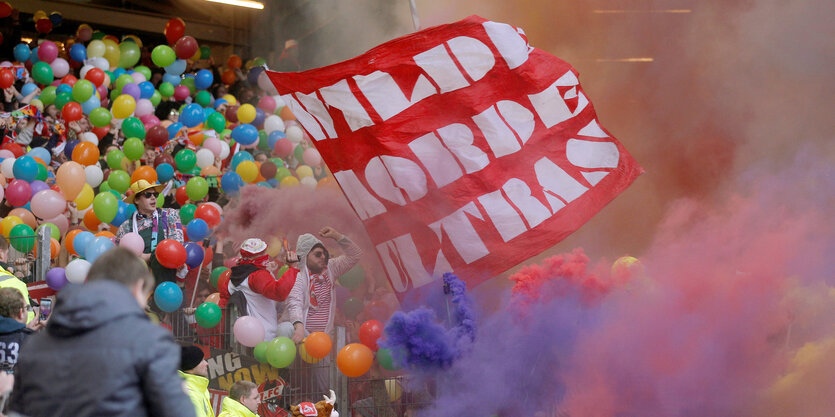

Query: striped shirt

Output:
[305, 273, 332, 332]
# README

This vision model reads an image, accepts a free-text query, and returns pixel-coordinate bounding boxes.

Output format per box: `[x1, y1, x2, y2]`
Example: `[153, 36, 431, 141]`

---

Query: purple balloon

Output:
[46, 267, 68, 291]
[334, 285, 350, 307]
[29, 180, 50, 196]
[121, 83, 141, 100]
[184, 242, 204, 269]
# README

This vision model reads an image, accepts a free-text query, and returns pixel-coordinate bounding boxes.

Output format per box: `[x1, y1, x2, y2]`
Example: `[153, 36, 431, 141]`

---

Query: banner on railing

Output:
[267, 15, 643, 297]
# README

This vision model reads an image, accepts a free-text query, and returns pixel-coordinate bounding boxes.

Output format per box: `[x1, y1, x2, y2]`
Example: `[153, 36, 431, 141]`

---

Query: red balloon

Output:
[146, 125, 169, 147]
[173, 35, 198, 60]
[224, 105, 238, 123]
[175, 185, 188, 206]
[35, 18, 52, 34]
[0, 69, 13, 89]
[2, 142, 24, 157]
[155, 239, 187, 269]
[202, 246, 214, 267]
[358, 320, 383, 351]
[259, 161, 277, 179]
[84, 67, 105, 87]
[61, 75, 78, 87]
[194, 204, 221, 228]
[62, 102, 83, 122]
[91, 126, 110, 139]
[164, 18, 186, 45]
[0, 2, 12, 19]
[154, 153, 175, 168]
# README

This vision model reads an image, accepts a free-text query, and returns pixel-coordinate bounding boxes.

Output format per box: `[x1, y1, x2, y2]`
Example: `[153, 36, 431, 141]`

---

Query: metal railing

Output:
[6, 227, 50, 284]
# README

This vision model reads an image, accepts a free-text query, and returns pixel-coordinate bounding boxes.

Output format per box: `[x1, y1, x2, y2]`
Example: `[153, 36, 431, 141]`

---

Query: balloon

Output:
[337, 343, 374, 377]
[179, 103, 204, 128]
[302, 148, 323, 167]
[266, 337, 296, 368]
[9, 208, 36, 229]
[254, 342, 269, 363]
[184, 242, 204, 268]
[5, 180, 31, 207]
[119, 232, 145, 255]
[191, 205, 220, 229]
[233, 316, 266, 347]
[93, 192, 119, 223]
[299, 343, 322, 364]
[112, 94, 136, 119]
[186, 176, 209, 201]
[227, 55, 242, 69]
[194, 69, 213, 90]
[156, 163, 175, 183]
[219, 141, 230, 159]
[221, 69, 236, 85]
[87, 39, 105, 58]
[50, 58, 69, 79]
[151, 45, 176, 68]
[88, 107, 111, 128]
[236, 104, 256, 124]
[186, 219, 209, 241]
[30, 190, 66, 219]
[56, 162, 85, 200]
[71, 230, 95, 257]
[65, 259, 91, 284]
[231, 124, 258, 146]
[72, 141, 99, 166]
[273, 138, 293, 157]
[37, 41, 58, 63]
[9, 224, 35, 252]
[305, 332, 332, 359]
[71, 79, 94, 103]
[286, 125, 304, 144]
[80, 95, 101, 116]
[0, 216, 22, 238]
[235, 160, 258, 183]
[138, 81, 155, 99]
[339, 265, 366, 290]
[173, 36, 198, 59]
[156, 239, 186, 268]
[12, 156, 38, 182]
[164, 18, 185, 45]
[85, 235, 114, 263]
[131, 165, 157, 185]
[195, 302, 221, 328]
[343, 297, 364, 319]
[154, 282, 183, 312]
[145, 124, 168, 147]
[46, 267, 68, 291]
[69, 43, 86, 63]
[13, 44, 30, 63]
[194, 90, 212, 107]
[280, 176, 299, 188]
[118, 41, 141, 68]
[220, 172, 243, 194]
[61, 101, 83, 123]
[102, 38, 121, 68]
[359, 320, 383, 351]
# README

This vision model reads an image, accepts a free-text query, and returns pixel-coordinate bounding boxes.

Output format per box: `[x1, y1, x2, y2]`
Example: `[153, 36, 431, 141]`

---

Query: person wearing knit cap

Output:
[219, 238, 299, 341]
[180, 345, 214, 417]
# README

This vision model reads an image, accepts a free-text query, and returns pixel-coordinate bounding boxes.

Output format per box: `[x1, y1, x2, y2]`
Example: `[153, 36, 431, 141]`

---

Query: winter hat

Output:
[296, 233, 325, 262]
[240, 238, 267, 259]
[180, 345, 205, 371]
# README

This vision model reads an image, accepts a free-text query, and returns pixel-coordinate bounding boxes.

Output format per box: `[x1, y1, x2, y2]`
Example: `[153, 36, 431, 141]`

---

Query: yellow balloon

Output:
[29, 99, 44, 112]
[74, 183, 94, 210]
[299, 343, 322, 364]
[222, 94, 237, 106]
[266, 237, 282, 258]
[296, 165, 313, 179]
[280, 176, 299, 188]
[237, 104, 256, 124]
[0, 216, 23, 238]
[87, 40, 106, 58]
[112, 95, 136, 119]
[34, 10, 48, 20]
[103, 38, 121, 68]
[235, 161, 258, 183]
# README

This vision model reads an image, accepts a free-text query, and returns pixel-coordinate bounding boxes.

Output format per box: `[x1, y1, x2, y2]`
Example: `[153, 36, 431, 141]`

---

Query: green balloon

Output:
[206, 112, 226, 132]
[276, 167, 291, 181]
[342, 297, 364, 319]
[89, 107, 112, 128]
[118, 41, 141, 68]
[110, 88, 120, 101]
[188, 166, 202, 176]
[180, 77, 196, 95]
[107, 189, 122, 199]
[186, 176, 209, 201]
[294, 144, 305, 162]
[91, 31, 105, 41]
[106, 149, 126, 170]
[54, 92, 72, 110]
[123, 137, 145, 161]
[339, 265, 365, 290]
[134, 65, 152, 81]
[36, 163, 47, 181]
[151, 45, 176, 68]
[276, 264, 288, 277]
[254, 341, 269, 364]
[195, 90, 212, 107]
[179, 204, 196, 225]
[258, 130, 269, 151]
[210, 266, 228, 288]
[121, 117, 146, 140]
[9, 224, 35, 253]
[72, 79, 95, 103]
[99, 181, 112, 193]
[115, 74, 134, 92]
[159, 82, 174, 98]
[175, 149, 196, 172]
[266, 337, 296, 368]
[38, 223, 60, 241]
[270, 158, 285, 169]
[31, 62, 53, 85]
[195, 302, 221, 328]
[150, 90, 162, 106]
[39, 86, 57, 106]
[199, 45, 211, 59]
[107, 170, 131, 194]
[93, 192, 119, 224]
[376, 348, 400, 371]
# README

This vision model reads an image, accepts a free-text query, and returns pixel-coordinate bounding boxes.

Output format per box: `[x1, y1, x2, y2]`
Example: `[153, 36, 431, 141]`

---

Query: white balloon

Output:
[300, 176, 317, 189]
[89, 57, 109, 71]
[79, 64, 94, 80]
[80, 131, 99, 145]
[50, 58, 70, 78]
[65, 259, 91, 284]
[130, 72, 146, 83]
[264, 115, 285, 134]
[257, 71, 277, 94]
[218, 141, 230, 159]
[286, 125, 304, 144]
[195, 148, 215, 168]
[276, 321, 295, 338]
[1, 158, 15, 179]
[85, 165, 103, 187]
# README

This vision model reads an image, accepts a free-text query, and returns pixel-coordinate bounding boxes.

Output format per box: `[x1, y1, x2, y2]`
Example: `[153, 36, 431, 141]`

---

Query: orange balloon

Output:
[279, 106, 295, 121]
[188, 129, 205, 146]
[336, 343, 373, 377]
[56, 162, 86, 200]
[205, 292, 220, 304]
[72, 141, 100, 166]
[317, 177, 337, 190]
[50, 238, 60, 259]
[254, 162, 266, 183]
[95, 230, 115, 239]
[227, 54, 242, 69]
[64, 229, 82, 256]
[83, 209, 101, 231]
[200, 165, 220, 176]
[9, 208, 37, 229]
[304, 332, 332, 359]
[221, 69, 236, 85]
[131, 165, 158, 184]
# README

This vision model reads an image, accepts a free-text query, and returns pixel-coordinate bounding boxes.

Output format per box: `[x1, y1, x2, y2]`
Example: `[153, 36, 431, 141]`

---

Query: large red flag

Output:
[267, 15, 643, 298]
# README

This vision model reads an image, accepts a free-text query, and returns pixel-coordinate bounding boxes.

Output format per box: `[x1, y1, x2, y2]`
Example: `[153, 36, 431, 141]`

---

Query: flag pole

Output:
[408, 0, 421, 31]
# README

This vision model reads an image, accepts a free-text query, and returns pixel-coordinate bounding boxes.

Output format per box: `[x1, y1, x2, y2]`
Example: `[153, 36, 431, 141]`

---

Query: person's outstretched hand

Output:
[319, 226, 343, 241]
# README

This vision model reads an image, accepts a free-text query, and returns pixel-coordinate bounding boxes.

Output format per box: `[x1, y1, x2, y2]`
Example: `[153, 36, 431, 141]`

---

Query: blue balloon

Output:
[231, 124, 258, 146]
[162, 73, 181, 87]
[180, 103, 204, 128]
[30, 47, 39, 64]
[247, 67, 264, 86]
[257, 181, 272, 188]
[126, 204, 137, 218]
[194, 69, 214, 90]
[202, 107, 216, 121]
[221, 172, 243, 194]
[69, 43, 86, 62]
[27, 148, 51, 165]
[267, 178, 278, 188]
[165, 59, 187, 76]
[213, 98, 228, 109]
[153, 282, 183, 313]
[110, 200, 130, 227]
[184, 242, 205, 268]
[73, 231, 95, 258]
[252, 108, 266, 129]
[156, 163, 175, 182]
[21, 83, 38, 97]
[12, 156, 39, 183]
[268, 131, 286, 149]
[13, 44, 30, 62]
[229, 150, 253, 170]
[166, 122, 184, 139]
[49, 12, 63, 27]
[64, 140, 79, 159]
[138, 81, 155, 99]
[81, 95, 101, 115]
[56, 83, 72, 95]
[112, 68, 126, 79]
[186, 219, 209, 242]
[85, 236, 114, 264]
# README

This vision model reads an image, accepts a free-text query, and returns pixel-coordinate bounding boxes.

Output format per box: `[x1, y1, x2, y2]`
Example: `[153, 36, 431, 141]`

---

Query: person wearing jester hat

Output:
[220, 238, 299, 341]
[289, 390, 339, 417]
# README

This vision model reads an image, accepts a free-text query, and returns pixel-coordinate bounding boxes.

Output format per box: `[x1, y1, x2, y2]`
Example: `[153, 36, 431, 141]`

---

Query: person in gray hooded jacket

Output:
[9, 248, 196, 417]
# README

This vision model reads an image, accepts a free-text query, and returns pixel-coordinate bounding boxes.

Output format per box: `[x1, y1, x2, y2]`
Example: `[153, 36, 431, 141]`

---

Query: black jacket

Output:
[0, 316, 32, 370]
[9, 281, 197, 417]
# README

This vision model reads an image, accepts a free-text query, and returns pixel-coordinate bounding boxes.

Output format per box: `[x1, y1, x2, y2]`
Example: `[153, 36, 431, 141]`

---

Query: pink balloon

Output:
[37, 41, 59, 63]
[96, 84, 108, 98]
[302, 148, 322, 167]
[0, 186, 4, 204]
[50, 58, 70, 78]
[257, 95, 276, 113]
[141, 114, 160, 129]
[130, 72, 146, 83]
[119, 232, 145, 255]
[30, 190, 67, 219]
[42, 213, 69, 237]
[202, 137, 222, 157]
[5, 179, 32, 207]
[233, 316, 265, 347]
[134, 99, 154, 117]
[50, 80, 61, 87]
[0, 150, 13, 159]
[173, 85, 190, 101]
[273, 138, 293, 157]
